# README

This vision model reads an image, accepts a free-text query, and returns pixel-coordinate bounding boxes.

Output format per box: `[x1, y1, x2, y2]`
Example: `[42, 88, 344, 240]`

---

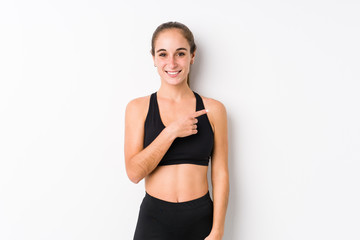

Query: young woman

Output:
[124, 21, 229, 240]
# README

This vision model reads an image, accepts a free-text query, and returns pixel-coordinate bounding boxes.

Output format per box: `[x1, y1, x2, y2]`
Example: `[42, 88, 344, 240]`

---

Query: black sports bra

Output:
[143, 91, 214, 166]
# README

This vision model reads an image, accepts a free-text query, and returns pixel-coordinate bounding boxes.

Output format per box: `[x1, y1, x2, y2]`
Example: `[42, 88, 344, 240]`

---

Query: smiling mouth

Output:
[166, 70, 182, 76]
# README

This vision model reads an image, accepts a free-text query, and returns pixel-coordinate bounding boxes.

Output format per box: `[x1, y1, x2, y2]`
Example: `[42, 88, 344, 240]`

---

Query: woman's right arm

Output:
[124, 97, 207, 184]
[124, 97, 174, 184]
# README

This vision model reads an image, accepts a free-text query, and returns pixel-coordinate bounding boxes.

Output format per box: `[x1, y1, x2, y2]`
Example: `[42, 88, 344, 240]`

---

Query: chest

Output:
[157, 98, 196, 127]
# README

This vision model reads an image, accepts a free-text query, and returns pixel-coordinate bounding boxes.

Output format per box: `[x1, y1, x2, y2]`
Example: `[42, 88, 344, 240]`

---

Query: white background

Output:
[1, 0, 359, 239]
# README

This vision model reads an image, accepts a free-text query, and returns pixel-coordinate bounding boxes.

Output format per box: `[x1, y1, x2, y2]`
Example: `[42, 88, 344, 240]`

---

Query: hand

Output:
[166, 109, 208, 138]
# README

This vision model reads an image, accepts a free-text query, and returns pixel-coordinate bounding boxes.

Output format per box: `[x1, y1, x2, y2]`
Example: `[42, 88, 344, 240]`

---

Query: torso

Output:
[141, 91, 215, 203]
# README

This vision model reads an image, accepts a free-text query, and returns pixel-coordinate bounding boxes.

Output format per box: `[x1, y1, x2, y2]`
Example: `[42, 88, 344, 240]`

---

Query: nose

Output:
[168, 55, 177, 69]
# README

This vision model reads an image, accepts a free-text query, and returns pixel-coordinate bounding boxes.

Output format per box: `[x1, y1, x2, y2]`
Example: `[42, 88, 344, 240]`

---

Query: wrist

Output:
[162, 126, 177, 141]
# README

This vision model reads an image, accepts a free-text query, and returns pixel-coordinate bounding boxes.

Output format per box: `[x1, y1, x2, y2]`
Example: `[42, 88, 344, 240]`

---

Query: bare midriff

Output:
[145, 164, 209, 203]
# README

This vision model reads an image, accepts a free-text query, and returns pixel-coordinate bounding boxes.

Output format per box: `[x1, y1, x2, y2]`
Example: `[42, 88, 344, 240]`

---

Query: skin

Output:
[124, 28, 229, 239]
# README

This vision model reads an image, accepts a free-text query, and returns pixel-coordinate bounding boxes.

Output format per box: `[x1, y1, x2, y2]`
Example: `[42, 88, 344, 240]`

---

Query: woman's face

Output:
[153, 29, 195, 86]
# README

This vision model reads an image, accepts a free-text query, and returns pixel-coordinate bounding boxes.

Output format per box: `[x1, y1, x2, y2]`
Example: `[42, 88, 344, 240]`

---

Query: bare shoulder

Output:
[125, 95, 151, 120]
[199, 94, 227, 132]
[200, 95, 227, 117]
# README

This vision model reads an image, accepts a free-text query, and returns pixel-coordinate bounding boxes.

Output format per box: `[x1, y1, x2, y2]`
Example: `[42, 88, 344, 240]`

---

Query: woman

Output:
[124, 22, 229, 240]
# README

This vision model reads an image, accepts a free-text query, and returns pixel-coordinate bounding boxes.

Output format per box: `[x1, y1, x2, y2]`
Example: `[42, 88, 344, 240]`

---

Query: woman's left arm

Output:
[205, 99, 229, 240]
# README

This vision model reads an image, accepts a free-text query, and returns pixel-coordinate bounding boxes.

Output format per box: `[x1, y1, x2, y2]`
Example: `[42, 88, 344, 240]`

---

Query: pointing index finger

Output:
[193, 109, 208, 118]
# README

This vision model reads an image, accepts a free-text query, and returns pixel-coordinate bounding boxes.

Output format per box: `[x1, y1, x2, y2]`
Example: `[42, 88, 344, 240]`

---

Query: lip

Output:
[165, 70, 182, 78]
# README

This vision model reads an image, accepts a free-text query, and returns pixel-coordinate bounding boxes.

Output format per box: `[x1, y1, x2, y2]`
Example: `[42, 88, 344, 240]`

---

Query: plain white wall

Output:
[1, 0, 359, 239]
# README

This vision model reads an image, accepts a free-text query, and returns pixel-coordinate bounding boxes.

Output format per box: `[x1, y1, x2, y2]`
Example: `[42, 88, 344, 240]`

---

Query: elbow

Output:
[129, 174, 141, 184]
[127, 171, 142, 184]
[126, 167, 144, 184]
[125, 157, 147, 184]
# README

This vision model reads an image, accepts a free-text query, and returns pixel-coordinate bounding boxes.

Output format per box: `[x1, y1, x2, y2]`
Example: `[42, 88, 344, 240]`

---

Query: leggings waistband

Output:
[144, 191, 212, 210]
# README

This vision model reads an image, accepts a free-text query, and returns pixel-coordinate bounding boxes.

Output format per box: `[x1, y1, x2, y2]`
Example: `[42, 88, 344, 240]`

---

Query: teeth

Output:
[167, 71, 180, 75]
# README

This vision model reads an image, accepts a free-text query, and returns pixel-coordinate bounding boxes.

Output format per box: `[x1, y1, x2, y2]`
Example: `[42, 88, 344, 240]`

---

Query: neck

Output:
[157, 81, 193, 101]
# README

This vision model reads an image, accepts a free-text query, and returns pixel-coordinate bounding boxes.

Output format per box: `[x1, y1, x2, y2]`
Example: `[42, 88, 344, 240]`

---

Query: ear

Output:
[190, 50, 196, 64]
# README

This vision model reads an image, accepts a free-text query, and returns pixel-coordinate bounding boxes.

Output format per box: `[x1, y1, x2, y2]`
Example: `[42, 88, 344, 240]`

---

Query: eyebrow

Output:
[156, 47, 188, 53]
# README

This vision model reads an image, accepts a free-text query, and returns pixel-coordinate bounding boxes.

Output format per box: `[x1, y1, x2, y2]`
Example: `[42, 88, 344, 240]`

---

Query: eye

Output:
[159, 53, 166, 57]
[177, 52, 185, 56]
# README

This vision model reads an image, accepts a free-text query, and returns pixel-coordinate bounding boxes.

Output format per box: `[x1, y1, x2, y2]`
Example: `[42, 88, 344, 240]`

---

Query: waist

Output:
[143, 191, 212, 209]
[145, 164, 209, 202]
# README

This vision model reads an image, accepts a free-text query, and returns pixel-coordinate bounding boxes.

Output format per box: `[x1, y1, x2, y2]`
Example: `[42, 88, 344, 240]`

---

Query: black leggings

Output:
[133, 191, 213, 240]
